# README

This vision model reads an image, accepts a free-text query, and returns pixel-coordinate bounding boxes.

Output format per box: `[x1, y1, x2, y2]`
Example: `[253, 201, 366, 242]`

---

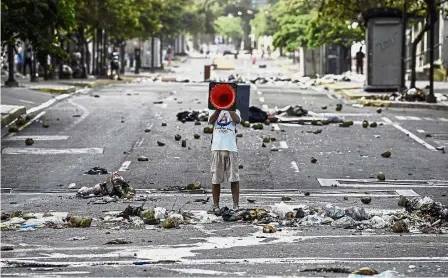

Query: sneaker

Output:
[233, 204, 240, 211]
[207, 205, 220, 214]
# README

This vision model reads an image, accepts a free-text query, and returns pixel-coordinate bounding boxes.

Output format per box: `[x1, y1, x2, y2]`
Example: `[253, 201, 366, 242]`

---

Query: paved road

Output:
[1, 57, 448, 277]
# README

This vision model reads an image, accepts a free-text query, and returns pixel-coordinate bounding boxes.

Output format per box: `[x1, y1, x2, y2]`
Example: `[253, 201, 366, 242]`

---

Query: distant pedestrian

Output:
[355, 47, 365, 75]
[110, 46, 121, 80]
[23, 46, 33, 76]
[267, 46, 271, 58]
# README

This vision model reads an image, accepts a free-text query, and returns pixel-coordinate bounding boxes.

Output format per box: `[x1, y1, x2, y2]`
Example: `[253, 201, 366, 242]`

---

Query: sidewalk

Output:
[278, 62, 448, 111]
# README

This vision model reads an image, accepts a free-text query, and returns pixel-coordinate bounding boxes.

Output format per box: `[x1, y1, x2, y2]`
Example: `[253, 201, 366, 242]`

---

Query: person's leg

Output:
[212, 184, 221, 208]
[230, 182, 239, 209]
[229, 152, 240, 209]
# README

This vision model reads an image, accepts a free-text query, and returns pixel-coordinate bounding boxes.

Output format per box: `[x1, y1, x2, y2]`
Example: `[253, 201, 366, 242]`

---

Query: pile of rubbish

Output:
[176, 109, 209, 122]
[77, 171, 136, 199]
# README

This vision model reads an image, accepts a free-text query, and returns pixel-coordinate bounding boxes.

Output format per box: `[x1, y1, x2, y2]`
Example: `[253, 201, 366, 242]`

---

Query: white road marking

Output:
[423, 117, 434, 121]
[318, 178, 447, 188]
[279, 141, 288, 148]
[407, 116, 421, 120]
[271, 124, 280, 131]
[118, 161, 132, 171]
[257, 91, 262, 95]
[134, 138, 145, 148]
[382, 117, 436, 150]
[155, 112, 161, 118]
[27, 94, 71, 115]
[162, 103, 168, 108]
[6, 111, 46, 137]
[395, 189, 421, 197]
[67, 99, 89, 130]
[308, 112, 372, 117]
[259, 97, 265, 103]
[1, 148, 104, 155]
[395, 116, 407, 120]
[326, 93, 335, 99]
[417, 129, 425, 133]
[19, 99, 36, 104]
[4, 135, 69, 141]
[262, 104, 269, 110]
[290, 161, 299, 172]
[146, 123, 154, 130]
[439, 117, 448, 122]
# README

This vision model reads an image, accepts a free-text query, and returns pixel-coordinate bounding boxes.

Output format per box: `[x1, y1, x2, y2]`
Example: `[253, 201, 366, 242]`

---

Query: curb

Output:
[29, 85, 76, 94]
[1, 105, 26, 128]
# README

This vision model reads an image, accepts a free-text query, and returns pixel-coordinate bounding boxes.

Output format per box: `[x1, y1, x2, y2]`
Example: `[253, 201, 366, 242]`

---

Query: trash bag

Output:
[176, 111, 199, 122]
[322, 204, 345, 219]
[300, 214, 334, 226]
[345, 206, 370, 221]
[331, 216, 356, 228]
[271, 202, 293, 219]
[249, 106, 267, 123]
[370, 215, 389, 229]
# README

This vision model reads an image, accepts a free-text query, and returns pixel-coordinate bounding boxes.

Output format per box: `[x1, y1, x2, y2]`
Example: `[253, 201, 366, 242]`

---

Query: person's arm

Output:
[229, 111, 241, 124]
[208, 110, 221, 125]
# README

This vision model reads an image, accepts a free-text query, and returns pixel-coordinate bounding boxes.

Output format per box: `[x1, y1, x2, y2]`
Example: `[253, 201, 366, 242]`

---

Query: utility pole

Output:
[400, 0, 408, 91]
[426, 0, 437, 103]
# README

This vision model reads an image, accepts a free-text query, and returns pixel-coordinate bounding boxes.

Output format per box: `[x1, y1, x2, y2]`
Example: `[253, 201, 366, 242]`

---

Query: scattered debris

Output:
[163, 214, 184, 229]
[336, 104, 343, 111]
[42, 121, 49, 128]
[67, 216, 92, 228]
[194, 121, 201, 126]
[77, 171, 135, 199]
[8, 126, 19, 133]
[361, 196, 372, 205]
[194, 134, 201, 139]
[370, 121, 378, 128]
[138, 156, 149, 161]
[73, 114, 81, 117]
[310, 157, 317, 163]
[391, 220, 408, 233]
[281, 196, 292, 201]
[426, 134, 432, 138]
[85, 167, 108, 175]
[236, 133, 243, 138]
[161, 122, 167, 127]
[203, 127, 213, 134]
[362, 120, 369, 128]
[25, 138, 34, 146]
[263, 225, 277, 233]
[304, 192, 310, 196]
[242, 121, 251, 128]
[153, 101, 163, 104]
[94, 94, 100, 98]
[1, 245, 14, 251]
[262, 143, 266, 148]
[321, 105, 327, 110]
[252, 123, 264, 130]
[247, 199, 256, 203]
[239, 165, 243, 169]
[377, 108, 382, 113]
[145, 128, 151, 132]
[263, 137, 270, 143]
[105, 238, 132, 244]
[67, 236, 88, 241]
[175, 134, 182, 141]
[270, 146, 278, 151]
[381, 151, 391, 158]
[377, 172, 386, 181]
[307, 129, 322, 134]
[157, 141, 165, 146]
[352, 267, 378, 275]
[181, 140, 187, 148]
[68, 183, 77, 189]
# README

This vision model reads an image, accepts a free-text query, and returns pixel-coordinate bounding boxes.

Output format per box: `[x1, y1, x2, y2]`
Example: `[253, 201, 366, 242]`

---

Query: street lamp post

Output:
[401, 0, 408, 92]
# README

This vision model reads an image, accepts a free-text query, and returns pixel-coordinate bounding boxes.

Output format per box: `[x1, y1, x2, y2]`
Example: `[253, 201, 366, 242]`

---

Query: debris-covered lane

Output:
[2, 57, 448, 277]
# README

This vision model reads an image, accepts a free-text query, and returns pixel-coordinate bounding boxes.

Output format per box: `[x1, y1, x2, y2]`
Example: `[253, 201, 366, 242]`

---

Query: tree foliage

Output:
[250, 6, 277, 39]
[214, 16, 244, 41]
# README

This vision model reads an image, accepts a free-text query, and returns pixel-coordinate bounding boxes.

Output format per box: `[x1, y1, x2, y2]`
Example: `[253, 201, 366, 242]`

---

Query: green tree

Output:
[1, 0, 75, 85]
[271, 0, 315, 52]
[250, 5, 277, 39]
[214, 16, 244, 44]
[306, 17, 364, 48]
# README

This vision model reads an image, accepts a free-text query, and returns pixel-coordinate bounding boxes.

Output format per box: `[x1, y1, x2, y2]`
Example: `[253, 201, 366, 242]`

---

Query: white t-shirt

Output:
[209, 109, 241, 152]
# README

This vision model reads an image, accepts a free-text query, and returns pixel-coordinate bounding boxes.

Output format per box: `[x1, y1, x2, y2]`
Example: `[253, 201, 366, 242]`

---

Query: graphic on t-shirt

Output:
[217, 113, 232, 127]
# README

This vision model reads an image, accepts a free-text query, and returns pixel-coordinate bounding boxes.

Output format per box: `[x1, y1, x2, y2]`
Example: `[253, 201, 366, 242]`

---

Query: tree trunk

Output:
[410, 21, 430, 89]
[120, 40, 125, 74]
[102, 29, 108, 77]
[5, 42, 18, 87]
[160, 35, 163, 69]
[85, 40, 90, 76]
[79, 27, 87, 78]
[92, 36, 96, 75]
[96, 28, 101, 76]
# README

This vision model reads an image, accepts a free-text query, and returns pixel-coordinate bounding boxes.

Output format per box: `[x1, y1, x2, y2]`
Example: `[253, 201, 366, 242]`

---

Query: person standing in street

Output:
[355, 46, 365, 74]
[23, 46, 32, 76]
[110, 46, 121, 80]
[208, 108, 242, 213]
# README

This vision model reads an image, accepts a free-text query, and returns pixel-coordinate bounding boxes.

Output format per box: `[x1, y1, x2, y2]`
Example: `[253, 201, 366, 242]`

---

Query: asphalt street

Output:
[1, 57, 448, 277]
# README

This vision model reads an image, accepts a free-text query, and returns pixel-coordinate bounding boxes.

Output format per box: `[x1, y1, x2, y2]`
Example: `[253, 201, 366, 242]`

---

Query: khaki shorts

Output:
[210, 150, 240, 184]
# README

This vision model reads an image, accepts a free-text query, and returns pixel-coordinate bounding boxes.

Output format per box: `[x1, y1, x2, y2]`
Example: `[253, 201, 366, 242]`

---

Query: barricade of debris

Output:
[77, 171, 136, 199]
